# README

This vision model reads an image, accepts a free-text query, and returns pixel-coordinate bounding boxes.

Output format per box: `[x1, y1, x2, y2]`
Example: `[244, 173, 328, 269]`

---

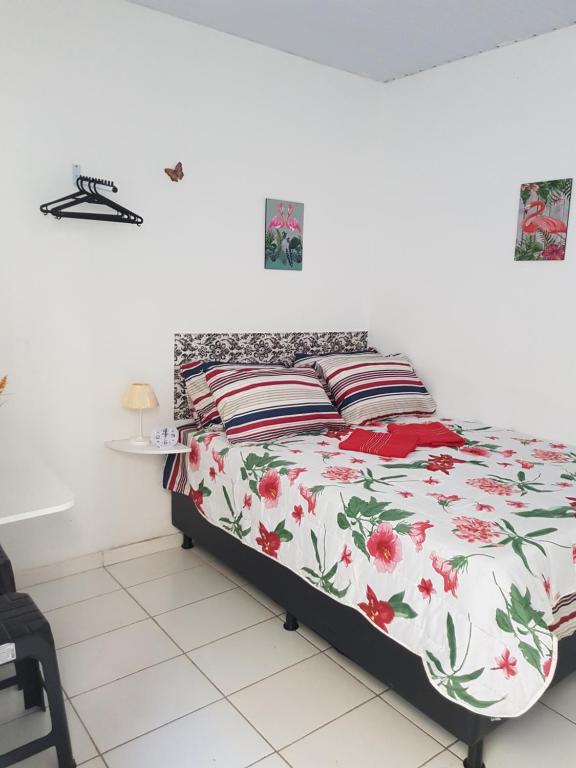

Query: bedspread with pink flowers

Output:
[163, 416, 576, 717]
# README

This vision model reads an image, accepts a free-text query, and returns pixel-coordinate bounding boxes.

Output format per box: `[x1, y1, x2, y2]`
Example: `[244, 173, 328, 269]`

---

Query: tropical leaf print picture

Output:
[515, 178, 572, 261]
[265, 198, 303, 270]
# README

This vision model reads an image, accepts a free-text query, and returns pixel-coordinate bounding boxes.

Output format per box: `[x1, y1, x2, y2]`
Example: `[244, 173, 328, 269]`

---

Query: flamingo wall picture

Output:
[515, 178, 572, 261]
[265, 198, 303, 270]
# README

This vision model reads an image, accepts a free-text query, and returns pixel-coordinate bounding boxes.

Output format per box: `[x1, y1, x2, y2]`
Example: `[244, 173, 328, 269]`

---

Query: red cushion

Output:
[387, 421, 464, 447]
[338, 428, 418, 458]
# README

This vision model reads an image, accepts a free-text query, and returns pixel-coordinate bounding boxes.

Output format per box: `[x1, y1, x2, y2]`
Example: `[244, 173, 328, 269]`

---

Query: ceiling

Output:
[128, 0, 576, 82]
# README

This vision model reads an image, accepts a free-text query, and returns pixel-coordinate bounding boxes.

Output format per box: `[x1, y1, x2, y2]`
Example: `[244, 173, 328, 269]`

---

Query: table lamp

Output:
[122, 383, 159, 445]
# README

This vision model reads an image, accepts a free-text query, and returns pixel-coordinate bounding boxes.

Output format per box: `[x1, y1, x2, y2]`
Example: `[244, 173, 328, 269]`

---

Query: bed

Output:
[166, 332, 576, 768]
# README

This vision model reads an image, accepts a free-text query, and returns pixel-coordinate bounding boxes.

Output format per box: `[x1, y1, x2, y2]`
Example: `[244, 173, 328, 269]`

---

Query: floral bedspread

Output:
[163, 416, 576, 717]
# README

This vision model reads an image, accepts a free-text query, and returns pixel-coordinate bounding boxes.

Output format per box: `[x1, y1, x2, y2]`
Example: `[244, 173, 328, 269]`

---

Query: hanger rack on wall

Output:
[40, 176, 143, 225]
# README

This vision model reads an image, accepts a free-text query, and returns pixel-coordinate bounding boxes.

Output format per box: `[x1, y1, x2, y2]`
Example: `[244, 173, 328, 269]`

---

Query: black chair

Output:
[0, 544, 44, 710]
[0, 592, 75, 768]
[0, 543, 75, 768]
[0, 544, 16, 593]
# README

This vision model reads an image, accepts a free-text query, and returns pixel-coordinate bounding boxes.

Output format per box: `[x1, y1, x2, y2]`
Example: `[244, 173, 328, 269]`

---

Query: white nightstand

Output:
[106, 439, 190, 455]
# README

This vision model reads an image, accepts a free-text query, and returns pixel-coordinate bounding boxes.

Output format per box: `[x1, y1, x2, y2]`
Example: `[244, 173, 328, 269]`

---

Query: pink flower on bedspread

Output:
[322, 466, 362, 483]
[243, 493, 252, 510]
[258, 469, 281, 508]
[287, 467, 306, 485]
[203, 432, 219, 448]
[572, 544, 576, 564]
[209, 467, 216, 480]
[418, 578, 435, 600]
[517, 460, 535, 470]
[475, 503, 495, 512]
[430, 552, 459, 597]
[466, 477, 517, 496]
[493, 648, 517, 679]
[532, 449, 570, 462]
[190, 487, 206, 515]
[255, 522, 281, 558]
[452, 516, 501, 544]
[367, 523, 402, 573]
[189, 440, 200, 472]
[340, 545, 352, 567]
[543, 657, 552, 678]
[325, 427, 350, 439]
[291, 504, 304, 524]
[459, 445, 491, 458]
[212, 449, 225, 473]
[299, 485, 317, 515]
[358, 585, 395, 632]
[409, 521, 433, 551]
[426, 455, 466, 475]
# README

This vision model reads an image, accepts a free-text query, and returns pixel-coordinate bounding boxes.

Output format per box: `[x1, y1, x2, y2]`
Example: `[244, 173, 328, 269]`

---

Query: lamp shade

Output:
[122, 383, 159, 410]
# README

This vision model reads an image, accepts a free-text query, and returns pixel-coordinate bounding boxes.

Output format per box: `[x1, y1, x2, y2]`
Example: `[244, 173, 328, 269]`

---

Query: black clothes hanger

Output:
[40, 176, 143, 225]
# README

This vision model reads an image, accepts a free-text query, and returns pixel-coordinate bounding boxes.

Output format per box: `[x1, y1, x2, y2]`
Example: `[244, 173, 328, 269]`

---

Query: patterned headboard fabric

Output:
[173, 331, 368, 420]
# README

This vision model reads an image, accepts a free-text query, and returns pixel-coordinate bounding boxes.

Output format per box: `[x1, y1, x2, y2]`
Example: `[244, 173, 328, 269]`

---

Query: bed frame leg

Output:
[181, 534, 194, 550]
[464, 740, 485, 768]
[283, 612, 299, 631]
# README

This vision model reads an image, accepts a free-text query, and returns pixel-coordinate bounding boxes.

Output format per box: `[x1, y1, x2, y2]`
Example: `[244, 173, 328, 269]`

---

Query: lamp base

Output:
[130, 435, 149, 446]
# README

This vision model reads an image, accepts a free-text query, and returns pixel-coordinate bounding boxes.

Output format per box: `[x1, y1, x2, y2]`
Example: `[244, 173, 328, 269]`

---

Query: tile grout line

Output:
[276, 692, 380, 754]
[416, 746, 456, 768]
[36, 585, 123, 614]
[377, 695, 460, 753]
[66, 693, 106, 766]
[540, 699, 576, 727]
[55, 616, 151, 652]
[102, 553, 207, 588]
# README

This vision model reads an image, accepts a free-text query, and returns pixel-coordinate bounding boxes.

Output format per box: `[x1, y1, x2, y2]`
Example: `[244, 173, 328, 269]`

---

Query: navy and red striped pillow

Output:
[316, 353, 436, 424]
[205, 365, 345, 444]
[180, 360, 287, 428]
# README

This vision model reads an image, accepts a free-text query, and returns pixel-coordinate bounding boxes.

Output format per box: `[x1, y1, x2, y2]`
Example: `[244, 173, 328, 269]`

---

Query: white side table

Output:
[0, 449, 74, 526]
[106, 439, 190, 455]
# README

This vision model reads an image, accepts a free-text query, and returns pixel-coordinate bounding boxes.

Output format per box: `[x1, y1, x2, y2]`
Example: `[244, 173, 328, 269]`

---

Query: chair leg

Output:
[464, 740, 485, 768]
[38, 648, 75, 768]
[17, 658, 45, 711]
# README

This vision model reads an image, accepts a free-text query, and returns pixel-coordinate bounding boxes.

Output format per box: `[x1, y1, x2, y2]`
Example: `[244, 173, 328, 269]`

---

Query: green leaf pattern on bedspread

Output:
[164, 417, 576, 717]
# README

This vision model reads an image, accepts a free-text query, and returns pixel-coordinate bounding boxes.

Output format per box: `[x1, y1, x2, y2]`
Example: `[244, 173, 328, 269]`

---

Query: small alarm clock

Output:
[150, 426, 178, 449]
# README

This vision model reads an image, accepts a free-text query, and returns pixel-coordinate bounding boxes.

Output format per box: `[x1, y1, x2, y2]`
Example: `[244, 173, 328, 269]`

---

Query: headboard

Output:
[173, 330, 368, 420]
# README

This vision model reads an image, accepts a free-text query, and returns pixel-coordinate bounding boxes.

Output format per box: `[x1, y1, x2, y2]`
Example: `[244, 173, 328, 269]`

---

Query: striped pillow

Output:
[293, 349, 376, 403]
[205, 366, 346, 444]
[317, 353, 435, 425]
[180, 361, 287, 428]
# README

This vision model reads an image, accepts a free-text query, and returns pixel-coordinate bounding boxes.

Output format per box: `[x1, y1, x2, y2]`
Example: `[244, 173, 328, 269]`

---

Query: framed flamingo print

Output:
[515, 178, 572, 261]
[265, 198, 303, 270]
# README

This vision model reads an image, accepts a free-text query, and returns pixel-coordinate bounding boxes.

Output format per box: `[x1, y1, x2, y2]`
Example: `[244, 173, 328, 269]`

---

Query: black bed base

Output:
[172, 492, 576, 768]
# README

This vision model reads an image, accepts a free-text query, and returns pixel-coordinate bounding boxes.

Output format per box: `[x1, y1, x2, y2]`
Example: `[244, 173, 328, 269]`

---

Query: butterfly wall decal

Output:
[164, 162, 184, 182]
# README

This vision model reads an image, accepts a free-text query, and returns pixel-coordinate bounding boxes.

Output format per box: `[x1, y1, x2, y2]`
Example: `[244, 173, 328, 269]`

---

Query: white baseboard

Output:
[15, 533, 181, 589]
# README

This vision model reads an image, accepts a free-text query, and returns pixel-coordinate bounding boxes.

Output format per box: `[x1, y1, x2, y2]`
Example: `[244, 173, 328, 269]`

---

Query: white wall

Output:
[0, 0, 380, 569]
[3, 2, 575, 571]
[370, 26, 576, 443]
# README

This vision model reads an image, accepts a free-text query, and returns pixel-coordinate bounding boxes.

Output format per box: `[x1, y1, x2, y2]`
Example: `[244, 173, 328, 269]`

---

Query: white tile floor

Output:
[2, 544, 576, 768]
